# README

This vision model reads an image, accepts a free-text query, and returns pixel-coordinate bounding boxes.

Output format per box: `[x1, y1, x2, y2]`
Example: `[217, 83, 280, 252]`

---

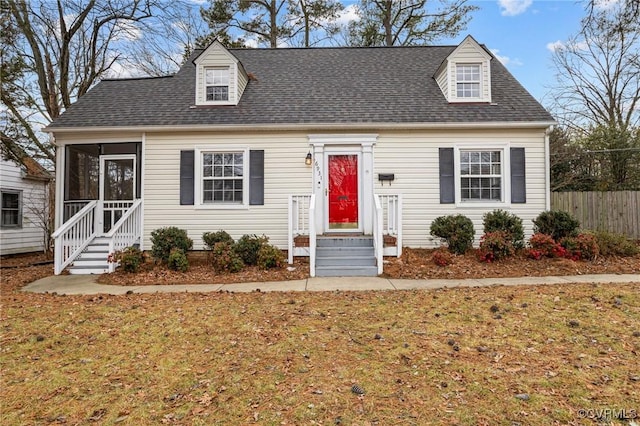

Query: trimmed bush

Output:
[168, 248, 189, 272]
[532, 210, 580, 241]
[202, 230, 234, 250]
[430, 214, 475, 255]
[151, 227, 193, 263]
[594, 231, 639, 257]
[109, 246, 145, 273]
[477, 231, 515, 262]
[483, 209, 525, 249]
[257, 244, 286, 269]
[432, 249, 454, 267]
[560, 233, 599, 261]
[211, 241, 244, 273]
[235, 234, 269, 266]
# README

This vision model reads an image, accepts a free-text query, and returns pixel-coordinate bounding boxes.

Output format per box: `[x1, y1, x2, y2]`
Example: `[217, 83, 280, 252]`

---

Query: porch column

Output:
[362, 142, 374, 234]
[311, 143, 325, 234]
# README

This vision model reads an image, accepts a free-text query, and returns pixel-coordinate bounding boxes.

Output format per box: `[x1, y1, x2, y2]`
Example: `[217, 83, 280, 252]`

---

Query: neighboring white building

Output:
[46, 36, 556, 276]
[0, 153, 51, 255]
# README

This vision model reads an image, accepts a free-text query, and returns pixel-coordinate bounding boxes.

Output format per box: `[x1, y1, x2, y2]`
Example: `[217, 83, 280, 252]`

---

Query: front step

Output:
[68, 237, 110, 275]
[315, 236, 378, 277]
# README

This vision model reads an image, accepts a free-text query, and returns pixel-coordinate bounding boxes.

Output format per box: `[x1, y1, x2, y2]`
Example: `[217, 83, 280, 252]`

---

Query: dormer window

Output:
[205, 68, 229, 102]
[456, 64, 481, 98]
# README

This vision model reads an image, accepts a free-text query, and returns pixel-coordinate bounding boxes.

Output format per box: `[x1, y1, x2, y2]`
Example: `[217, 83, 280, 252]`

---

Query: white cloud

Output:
[490, 49, 523, 66]
[498, 0, 533, 16]
[335, 4, 359, 25]
[546, 39, 589, 53]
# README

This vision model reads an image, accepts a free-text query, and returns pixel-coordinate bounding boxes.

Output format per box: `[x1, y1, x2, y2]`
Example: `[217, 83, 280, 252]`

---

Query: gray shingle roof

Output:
[47, 45, 554, 130]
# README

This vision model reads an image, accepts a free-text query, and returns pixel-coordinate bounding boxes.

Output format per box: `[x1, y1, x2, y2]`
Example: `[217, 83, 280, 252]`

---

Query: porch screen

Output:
[65, 145, 99, 200]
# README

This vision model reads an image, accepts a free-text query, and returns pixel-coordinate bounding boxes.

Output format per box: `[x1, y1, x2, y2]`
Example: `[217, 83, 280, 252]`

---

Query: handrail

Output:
[309, 194, 317, 277]
[53, 200, 98, 275]
[373, 195, 383, 274]
[106, 199, 143, 273]
[288, 194, 312, 264]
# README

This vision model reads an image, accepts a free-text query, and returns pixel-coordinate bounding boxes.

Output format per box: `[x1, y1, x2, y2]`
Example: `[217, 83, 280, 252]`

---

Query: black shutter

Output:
[180, 150, 195, 205]
[249, 150, 264, 205]
[510, 147, 526, 203]
[439, 148, 455, 204]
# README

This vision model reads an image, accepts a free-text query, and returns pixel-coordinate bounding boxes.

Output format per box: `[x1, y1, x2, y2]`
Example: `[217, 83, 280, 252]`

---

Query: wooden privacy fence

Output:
[551, 191, 640, 239]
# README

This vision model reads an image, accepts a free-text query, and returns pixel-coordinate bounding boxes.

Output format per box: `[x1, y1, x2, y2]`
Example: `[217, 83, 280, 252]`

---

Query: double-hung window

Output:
[1, 190, 22, 228]
[205, 68, 229, 102]
[459, 150, 502, 202]
[200, 151, 245, 205]
[456, 64, 481, 98]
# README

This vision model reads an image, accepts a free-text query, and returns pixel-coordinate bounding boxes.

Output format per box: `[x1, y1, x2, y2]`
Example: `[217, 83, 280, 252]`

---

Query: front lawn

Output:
[2, 282, 639, 425]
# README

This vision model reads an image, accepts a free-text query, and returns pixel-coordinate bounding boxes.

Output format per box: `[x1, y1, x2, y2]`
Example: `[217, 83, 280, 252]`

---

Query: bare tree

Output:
[287, 0, 343, 47]
[346, 0, 477, 47]
[2, 0, 169, 167]
[549, 0, 640, 189]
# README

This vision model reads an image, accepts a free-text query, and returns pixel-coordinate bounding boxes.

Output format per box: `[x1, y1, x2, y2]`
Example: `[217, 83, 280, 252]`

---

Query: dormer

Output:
[435, 35, 492, 103]
[193, 40, 249, 106]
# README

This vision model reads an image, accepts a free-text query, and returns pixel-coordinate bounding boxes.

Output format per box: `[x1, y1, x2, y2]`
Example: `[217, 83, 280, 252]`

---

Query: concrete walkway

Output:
[22, 273, 640, 295]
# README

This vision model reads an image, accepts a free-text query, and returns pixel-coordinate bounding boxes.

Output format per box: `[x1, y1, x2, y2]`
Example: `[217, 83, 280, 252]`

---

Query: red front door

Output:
[328, 154, 358, 229]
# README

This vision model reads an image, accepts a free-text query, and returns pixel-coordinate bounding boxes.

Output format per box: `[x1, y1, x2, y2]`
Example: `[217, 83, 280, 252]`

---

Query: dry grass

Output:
[2, 281, 639, 425]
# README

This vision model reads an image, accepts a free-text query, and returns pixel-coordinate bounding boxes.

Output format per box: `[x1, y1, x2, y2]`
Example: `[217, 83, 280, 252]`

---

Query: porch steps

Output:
[68, 237, 110, 275]
[315, 236, 378, 277]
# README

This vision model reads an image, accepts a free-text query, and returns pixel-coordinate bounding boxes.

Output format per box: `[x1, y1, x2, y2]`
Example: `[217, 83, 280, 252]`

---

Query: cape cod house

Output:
[46, 36, 555, 276]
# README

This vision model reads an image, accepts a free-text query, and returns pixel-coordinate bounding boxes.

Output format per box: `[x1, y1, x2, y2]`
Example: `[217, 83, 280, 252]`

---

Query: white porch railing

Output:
[378, 194, 403, 257]
[63, 200, 92, 222]
[105, 199, 143, 273]
[372, 195, 383, 275]
[53, 200, 98, 275]
[102, 200, 135, 233]
[288, 194, 312, 263]
[309, 194, 317, 278]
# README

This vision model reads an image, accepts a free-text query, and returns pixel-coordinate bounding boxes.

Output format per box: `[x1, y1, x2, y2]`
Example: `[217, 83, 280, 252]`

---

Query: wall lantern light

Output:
[305, 151, 312, 166]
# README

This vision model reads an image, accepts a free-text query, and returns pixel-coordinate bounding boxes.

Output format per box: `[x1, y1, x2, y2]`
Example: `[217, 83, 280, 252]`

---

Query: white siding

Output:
[142, 128, 547, 251]
[435, 68, 448, 98]
[143, 132, 313, 250]
[0, 158, 49, 255]
[373, 128, 547, 248]
[445, 37, 492, 103]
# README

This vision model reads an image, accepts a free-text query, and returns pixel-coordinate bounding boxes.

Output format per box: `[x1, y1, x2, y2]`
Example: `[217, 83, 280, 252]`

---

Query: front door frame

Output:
[308, 134, 377, 235]
[98, 154, 137, 234]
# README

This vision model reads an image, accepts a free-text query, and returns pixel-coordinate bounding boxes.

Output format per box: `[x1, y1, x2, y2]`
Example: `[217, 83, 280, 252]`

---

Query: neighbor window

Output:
[201, 152, 244, 204]
[1, 190, 22, 228]
[205, 68, 229, 101]
[459, 150, 502, 201]
[456, 64, 481, 98]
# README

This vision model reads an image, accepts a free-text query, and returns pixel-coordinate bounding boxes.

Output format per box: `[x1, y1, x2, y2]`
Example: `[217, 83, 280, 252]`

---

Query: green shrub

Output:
[202, 230, 234, 251]
[257, 244, 286, 269]
[150, 227, 193, 263]
[167, 248, 189, 272]
[560, 233, 599, 261]
[483, 209, 525, 249]
[235, 234, 269, 266]
[594, 231, 639, 257]
[532, 210, 580, 241]
[430, 214, 475, 255]
[477, 231, 515, 262]
[211, 241, 244, 273]
[109, 246, 145, 273]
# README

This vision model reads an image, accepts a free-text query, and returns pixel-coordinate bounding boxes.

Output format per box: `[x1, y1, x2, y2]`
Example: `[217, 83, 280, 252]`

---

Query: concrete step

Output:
[316, 255, 376, 267]
[316, 237, 373, 248]
[315, 265, 378, 277]
[316, 247, 374, 257]
[68, 266, 109, 275]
